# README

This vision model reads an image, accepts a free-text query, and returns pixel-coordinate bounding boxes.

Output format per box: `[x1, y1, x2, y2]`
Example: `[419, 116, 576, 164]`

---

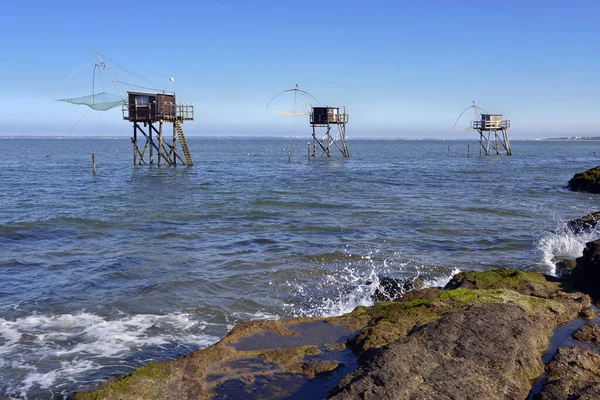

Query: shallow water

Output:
[0, 137, 599, 397]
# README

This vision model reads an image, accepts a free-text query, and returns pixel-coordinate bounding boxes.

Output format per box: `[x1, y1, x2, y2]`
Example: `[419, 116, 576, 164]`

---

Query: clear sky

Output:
[0, 0, 598, 138]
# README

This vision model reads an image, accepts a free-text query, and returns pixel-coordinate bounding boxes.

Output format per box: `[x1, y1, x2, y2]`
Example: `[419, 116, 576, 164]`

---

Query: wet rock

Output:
[568, 166, 600, 194]
[555, 258, 577, 278]
[573, 322, 600, 344]
[571, 239, 600, 298]
[568, 211, 600, 234]
[580, 307, 596, 319]
[535, 346, 600, 399]
[329, 302, 567, 400]
[399, 287, 442, 302]
[369, 276, 425, 302]
[74, 269, 585, 400]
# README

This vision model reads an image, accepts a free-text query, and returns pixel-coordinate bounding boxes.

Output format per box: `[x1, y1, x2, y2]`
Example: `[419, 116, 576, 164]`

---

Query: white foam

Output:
[425, 267, 461, 288]
[233, 311, 281, 321]
[537, 227, 600, 275]
[0, 311, 220, 398]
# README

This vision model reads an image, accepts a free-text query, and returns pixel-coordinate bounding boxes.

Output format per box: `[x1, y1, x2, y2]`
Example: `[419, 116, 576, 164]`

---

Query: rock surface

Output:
[573, 322, 600, 344]
[535, 346, 600, 399]
[74, 269, 585, 400]
[330, 302, 568, 400]
[568, 166, 600, 194]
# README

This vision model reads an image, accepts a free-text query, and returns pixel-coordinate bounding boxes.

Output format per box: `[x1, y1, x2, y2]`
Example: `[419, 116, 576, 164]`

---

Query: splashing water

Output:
[284, 249, 461, 318]
[0, 311, 219, 398]
[536, 226, 600, 276]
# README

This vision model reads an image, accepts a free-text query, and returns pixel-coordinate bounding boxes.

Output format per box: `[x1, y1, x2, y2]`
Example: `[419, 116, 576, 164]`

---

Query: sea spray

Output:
[0, 311, 219, 398]
[284, 249, 461, 318]
[536, 224, 600, 275]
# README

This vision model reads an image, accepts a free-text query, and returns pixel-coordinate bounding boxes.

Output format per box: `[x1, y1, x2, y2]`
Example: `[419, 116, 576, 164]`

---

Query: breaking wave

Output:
[536, 224, 600, 276]
[0, 311, 220, 398]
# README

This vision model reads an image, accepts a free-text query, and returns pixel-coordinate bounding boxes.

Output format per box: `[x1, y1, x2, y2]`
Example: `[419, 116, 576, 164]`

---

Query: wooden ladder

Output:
[174, 120, 194, 166]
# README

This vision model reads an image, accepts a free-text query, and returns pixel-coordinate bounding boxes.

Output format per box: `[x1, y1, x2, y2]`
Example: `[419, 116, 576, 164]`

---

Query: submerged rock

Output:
[568, 166, 600, 194]
[535, 346, 600, 399]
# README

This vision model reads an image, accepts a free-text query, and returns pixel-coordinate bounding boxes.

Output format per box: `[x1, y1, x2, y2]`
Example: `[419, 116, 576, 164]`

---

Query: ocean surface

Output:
[1, 137, 599, 398]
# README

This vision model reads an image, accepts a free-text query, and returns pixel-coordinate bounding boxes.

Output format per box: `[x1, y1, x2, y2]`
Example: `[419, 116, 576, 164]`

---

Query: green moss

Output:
[74, 361, 174, 400]
[444, 268, 561, 296]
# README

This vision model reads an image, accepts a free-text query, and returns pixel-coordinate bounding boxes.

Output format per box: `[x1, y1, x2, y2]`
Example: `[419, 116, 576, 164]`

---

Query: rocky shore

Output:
[74, 229, 600, 399]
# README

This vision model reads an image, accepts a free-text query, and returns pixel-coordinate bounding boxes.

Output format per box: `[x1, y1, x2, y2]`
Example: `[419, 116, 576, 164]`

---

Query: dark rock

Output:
[568, 166, 600, 194]
[329, 302, 564, 400]
[568, 212, 600, 234]
[555, 258, 577, 278]
[573, 322, 600, 344]
[535, 346, 600, 399]
[570, 239, 600, 299]
[369, 276, 425, 302]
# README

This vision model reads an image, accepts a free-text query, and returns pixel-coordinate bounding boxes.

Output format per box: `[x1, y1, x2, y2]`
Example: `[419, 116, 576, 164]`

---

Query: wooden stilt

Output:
[158, 121, 163, 167]
[133, 123, 138, 165]
[149, 122, 154, 164]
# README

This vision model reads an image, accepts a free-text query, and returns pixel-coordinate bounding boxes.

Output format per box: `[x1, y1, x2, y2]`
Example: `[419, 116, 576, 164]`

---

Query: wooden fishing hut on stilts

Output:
[310, 106, 350, 158]
[455, 101, 513, 156]
[123, 91, 194, 166]
[471, 104, 512, 156]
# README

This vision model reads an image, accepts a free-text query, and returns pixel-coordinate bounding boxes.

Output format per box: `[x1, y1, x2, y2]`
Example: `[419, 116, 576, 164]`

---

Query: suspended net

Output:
[57, 92, 125, 111]
[272, 110, 308, 117]
[266, 85, 320, 117]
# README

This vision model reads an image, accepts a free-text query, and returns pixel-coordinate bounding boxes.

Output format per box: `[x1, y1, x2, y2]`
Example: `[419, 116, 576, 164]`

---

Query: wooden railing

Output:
[310, 112, 349, 125]
[122, 103, 194, 121]
[472, 120, 510, 130]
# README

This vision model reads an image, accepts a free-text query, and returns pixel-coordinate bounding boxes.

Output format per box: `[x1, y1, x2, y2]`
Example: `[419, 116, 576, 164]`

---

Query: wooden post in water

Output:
[307, 142, 310, 163]
[92, 153, 96, 176]
[448, 145, 450, 157]
[288, 152, 291, 164]
[468, 145, 470, 158]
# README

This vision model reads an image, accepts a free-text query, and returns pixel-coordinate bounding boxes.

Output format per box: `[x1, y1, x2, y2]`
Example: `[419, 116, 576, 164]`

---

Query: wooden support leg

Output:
[149, 122, 154, 164]
[158, 122, 163, 167]
[133, 123, 138, 165]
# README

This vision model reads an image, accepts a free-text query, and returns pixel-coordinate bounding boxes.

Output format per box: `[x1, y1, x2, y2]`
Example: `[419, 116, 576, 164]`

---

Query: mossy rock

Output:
[443, 268, 561, 298]
[568, 166, 600, 194]
[74, 269, 582, 399]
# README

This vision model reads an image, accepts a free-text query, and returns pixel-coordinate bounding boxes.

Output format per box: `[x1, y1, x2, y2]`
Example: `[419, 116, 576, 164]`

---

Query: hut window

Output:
[136, 96, 150, 106]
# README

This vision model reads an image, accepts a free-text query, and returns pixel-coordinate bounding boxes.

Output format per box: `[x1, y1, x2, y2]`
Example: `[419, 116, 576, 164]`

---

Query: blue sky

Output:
[0, 0, 598, 138]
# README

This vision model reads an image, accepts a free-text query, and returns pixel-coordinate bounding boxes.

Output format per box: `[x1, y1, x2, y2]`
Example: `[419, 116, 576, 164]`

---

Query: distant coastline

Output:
[2, 135, 594, 141]
[541, 136, 600, 141]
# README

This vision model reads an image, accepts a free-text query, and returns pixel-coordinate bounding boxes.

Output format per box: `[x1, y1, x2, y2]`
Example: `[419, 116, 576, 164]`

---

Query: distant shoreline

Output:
[2, 136, 598, 141]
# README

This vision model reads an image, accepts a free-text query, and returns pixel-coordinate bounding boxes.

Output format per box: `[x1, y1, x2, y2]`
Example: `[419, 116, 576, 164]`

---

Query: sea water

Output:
[0, 137, 599, 398]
